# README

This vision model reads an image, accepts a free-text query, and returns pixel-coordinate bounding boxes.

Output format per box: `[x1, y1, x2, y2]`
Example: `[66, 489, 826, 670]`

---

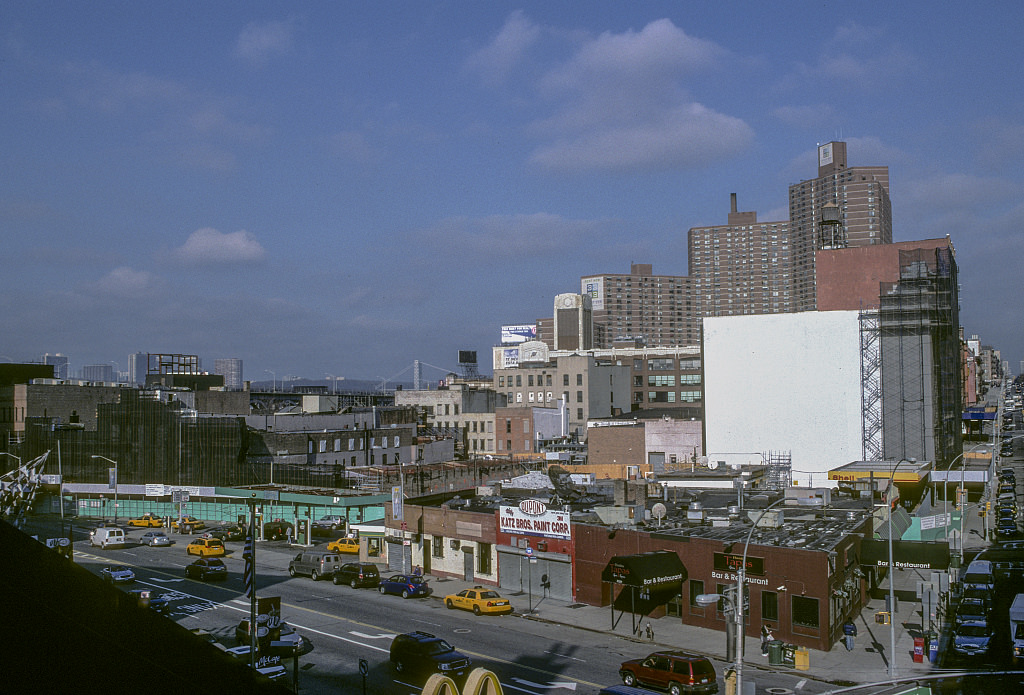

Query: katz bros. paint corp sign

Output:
[499, 500, 571, 540]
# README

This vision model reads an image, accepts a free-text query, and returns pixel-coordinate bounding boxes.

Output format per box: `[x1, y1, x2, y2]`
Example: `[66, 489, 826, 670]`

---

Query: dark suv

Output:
[334, 562, 381, 588]
[389, 631, 471, 680]
[619, 651, 718, 695]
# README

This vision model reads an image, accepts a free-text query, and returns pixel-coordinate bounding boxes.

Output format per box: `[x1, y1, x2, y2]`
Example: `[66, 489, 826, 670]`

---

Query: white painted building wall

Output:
[703, 311, 863, 487]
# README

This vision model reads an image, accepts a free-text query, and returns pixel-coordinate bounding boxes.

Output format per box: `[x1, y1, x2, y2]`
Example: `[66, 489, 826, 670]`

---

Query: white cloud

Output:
[524, 18, 749, 173]
[464, 10, 541, 86]
[172, 227, 267, 265]
[778, 23, 918, 92]
[94, 267, 163, 297]
[234, 19, 296, 64]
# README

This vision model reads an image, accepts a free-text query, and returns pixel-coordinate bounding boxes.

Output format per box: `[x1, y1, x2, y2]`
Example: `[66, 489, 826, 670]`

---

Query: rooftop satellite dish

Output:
[651, 502, 667, 527]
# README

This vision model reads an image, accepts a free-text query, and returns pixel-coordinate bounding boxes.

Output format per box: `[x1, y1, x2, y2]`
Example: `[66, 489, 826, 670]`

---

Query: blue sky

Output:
[2, 2, 1022, 383]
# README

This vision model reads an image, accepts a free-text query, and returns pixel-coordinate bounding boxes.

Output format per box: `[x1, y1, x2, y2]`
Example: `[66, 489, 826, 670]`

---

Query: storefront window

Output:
[792, 595, 820, 628]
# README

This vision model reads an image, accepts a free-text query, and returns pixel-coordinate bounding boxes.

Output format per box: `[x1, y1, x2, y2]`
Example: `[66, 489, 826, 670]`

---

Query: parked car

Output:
[953, 621, 992, 657]
[333, 562, 381, 588]
[139, 530, 172, 547]
[444, 587, 513, 615]
[997, 519, 1020, 538]
[326, 537, 359, 554]
[100, 564, 135, 584]
[389, 631, 471, 679]
[234, 619, 314, 657]
[379, 574, 432, 598]
[314, 515, 346, 531]
[126, 513, 164, 528]
[956, 589, 992, 624]
[170, 516, 206, 532]
[185, 557, 228, 581]
[288, 550, 344, 581]
[205, 524, 246, 542]
[619, 651, 719, 695]
[186, 538, 226, 557]
[263, 521, 293, 541]
[127, 588, 171, 615]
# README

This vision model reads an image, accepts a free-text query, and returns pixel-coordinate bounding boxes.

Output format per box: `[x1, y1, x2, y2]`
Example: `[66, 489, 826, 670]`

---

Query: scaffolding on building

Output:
[763, 450, 792, 490]
[859, 309, 883, 461]
[877, 246, 962, 468]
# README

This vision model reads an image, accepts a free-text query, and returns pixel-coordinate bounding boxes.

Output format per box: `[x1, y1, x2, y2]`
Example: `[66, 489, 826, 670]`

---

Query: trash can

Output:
[768, 640, 785, 665]
[794, 647, 810, 670]
[913, 636, 925, 663]
[929, 638, 939, 663]
[782, 643, 796, 667]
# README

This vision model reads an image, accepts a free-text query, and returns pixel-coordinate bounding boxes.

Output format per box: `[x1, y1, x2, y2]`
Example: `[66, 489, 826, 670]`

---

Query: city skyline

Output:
[2, 3, 1021, 379]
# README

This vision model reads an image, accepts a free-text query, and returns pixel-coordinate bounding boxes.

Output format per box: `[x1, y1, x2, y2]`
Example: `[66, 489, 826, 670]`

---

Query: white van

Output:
[90, 526, 126, 549]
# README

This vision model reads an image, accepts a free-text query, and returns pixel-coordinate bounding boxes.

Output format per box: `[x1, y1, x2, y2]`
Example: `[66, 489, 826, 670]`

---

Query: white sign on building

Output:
[499, 500, 571, 540]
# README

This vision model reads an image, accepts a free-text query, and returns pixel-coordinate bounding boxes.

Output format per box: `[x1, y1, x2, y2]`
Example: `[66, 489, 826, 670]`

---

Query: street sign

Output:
[525, 546, 534, 556]
[359, 659, 368, 676]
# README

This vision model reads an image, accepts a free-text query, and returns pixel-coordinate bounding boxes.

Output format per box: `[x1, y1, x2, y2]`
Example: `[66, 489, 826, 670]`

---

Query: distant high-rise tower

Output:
[82, 364, 114, 382]
[789, 141, 892, 311]
[581, 264, 699, 347]
[553, 293, 593, 351]
[42, 353, 69, 379]
[128, 352, 147, 386]
[214, 358, 244, 390]
[688, 195, 792, 317]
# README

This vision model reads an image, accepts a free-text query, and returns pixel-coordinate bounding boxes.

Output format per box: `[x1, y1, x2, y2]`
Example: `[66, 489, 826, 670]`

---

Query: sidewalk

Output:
[417, 568, 941, 690]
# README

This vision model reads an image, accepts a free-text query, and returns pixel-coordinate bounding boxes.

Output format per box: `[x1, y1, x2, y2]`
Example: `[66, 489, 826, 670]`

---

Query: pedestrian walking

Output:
[645, 622, 654, 641]
[842, 619, 857, 651]
[760, 625, 774, 656]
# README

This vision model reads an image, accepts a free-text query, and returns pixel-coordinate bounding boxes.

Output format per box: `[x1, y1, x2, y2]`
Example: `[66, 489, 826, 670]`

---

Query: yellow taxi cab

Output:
[444, 586, 513, 615]
[326, 537, 359, 554]
[170, 516, 206, 532]
[126, 513, 163, 528]
[186, 537, 225, 557]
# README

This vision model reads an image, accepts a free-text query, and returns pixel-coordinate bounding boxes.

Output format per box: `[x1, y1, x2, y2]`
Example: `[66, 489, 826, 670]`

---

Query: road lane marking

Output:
[511, 677, 577, 690]
[350, 631, 397, 640]
[542, 650, 586, 663]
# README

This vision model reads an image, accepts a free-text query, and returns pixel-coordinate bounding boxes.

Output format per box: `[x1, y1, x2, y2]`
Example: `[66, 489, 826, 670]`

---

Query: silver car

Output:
[140, 531, 172, 547]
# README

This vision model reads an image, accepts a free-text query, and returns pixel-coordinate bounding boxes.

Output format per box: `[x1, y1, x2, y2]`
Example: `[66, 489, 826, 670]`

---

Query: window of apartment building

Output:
[792, 595, 819, 629]
[523, 420, 530, 433]
[454, 405, 459, 415]
[478, 543, 492, 575]
[487, 422, 493, 433]
[679, 390, 702, 402]
[577, 408, 584, 420]
[528, 374, 534, 387]
[516, 375, 522, 387]
[689, 580, 704, 609]
[497, 439, 503, 451]
[498, 376, 505, 387]
[563, 374, 569, 386]
[308, 441, 314, 454]
[634, 392, 644, 403]
[563, 391, 569, 404]
[547, 392, 553, 402]
[506, 439, 512, 451]
[762, 590, 779, 622]
[679, 374, 701, 384]
[576, 391, 583, 403]
[516, 393, 522, 403]
[648, 358, 675, 371]
[535, 391, 542, 402]
[648, 374, 675, 387]
[546, 374, 552, 386]
[472, 421, 477, 433]
[633, 376, 643, 387]
[633, 359, 643, 369]
[319, 440, 327, 453]
[432, 537, 445, 558]
[393, 436, 400, 448]
[529, 392, 535, 402]
[505, 419, 511, 433]
[576, 374, 583, 386]
[334, 438, 341, 452]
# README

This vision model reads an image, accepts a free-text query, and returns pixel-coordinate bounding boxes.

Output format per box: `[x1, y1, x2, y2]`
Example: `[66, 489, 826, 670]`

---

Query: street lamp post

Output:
[92, 455, 119, 524]
[695, 495, 787, 695]
[264, 369, 276, 393]
[886, 458, 915, 680]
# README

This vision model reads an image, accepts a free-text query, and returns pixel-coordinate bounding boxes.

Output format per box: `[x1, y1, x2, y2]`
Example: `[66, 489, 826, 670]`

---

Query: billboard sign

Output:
[499, 502, 571, 540]
[501, 348, 519, 368]
[582, 277, 604, 310]
[501, 325, 537, 344]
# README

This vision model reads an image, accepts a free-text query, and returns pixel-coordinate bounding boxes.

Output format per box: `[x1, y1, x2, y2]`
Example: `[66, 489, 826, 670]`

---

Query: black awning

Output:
[861, 539, 950, 570]
[602, 551, 686, 590]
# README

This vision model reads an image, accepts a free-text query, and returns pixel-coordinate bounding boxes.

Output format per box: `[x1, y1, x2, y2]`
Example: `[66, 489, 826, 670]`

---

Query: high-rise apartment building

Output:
[788, 141, 892, 310]
[128, 352, 147, 386]
[42, 353, 69, 380]
[82, 364, 115, 383]
[688, 195, 791, 317]
[580, 264, 698, 348]
[214, 358, 244, 390]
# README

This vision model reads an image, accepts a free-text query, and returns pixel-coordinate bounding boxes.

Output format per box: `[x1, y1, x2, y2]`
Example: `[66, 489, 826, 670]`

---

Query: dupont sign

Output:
[499, 502, 571, 540]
